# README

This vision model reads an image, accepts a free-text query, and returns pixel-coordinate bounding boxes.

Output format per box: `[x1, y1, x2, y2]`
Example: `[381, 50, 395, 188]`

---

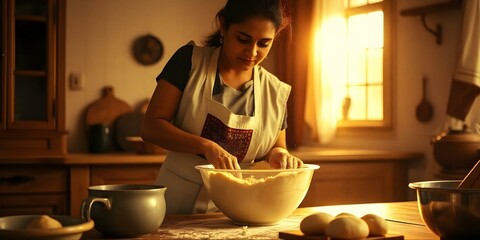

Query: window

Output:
[339, 0, 392, 129]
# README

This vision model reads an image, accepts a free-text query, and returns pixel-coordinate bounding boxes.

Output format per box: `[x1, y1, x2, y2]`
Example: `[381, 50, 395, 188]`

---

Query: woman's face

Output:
[221, 17, 276, 71]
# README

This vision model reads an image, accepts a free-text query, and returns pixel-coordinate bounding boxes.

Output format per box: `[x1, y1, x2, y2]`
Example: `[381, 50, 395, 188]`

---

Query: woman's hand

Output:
[267, 147, 303, 169]
[203, 141, 241, 170]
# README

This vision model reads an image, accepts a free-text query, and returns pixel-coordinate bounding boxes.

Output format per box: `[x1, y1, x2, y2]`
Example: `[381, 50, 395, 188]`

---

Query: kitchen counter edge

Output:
[0, 147, 423, 165]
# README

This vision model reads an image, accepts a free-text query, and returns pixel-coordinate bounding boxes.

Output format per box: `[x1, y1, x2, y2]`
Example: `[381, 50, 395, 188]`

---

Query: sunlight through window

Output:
[341, 0, 387, 125]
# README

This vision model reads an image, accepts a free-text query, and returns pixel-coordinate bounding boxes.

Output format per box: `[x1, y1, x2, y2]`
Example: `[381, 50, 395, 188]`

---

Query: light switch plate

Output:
[69, 72, 84, 90]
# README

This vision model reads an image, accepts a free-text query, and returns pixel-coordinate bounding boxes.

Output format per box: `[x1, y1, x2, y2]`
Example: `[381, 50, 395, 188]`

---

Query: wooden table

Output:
[82, 201, 438, 240]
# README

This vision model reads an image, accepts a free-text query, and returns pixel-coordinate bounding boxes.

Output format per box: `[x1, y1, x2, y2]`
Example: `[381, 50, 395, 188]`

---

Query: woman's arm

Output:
[264, 130, 303, 169]
[141, 80, 240, 169]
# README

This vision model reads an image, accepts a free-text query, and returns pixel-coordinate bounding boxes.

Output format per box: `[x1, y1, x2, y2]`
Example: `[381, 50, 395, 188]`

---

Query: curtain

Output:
[446, 0, 480, 130]
[276, 0, 314, 148]
[304, 0, 346, 144]
[276, 0, 346, 147]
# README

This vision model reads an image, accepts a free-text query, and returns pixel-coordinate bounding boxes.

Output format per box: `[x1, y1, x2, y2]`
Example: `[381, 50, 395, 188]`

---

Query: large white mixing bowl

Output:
[195, 163, 319, 225]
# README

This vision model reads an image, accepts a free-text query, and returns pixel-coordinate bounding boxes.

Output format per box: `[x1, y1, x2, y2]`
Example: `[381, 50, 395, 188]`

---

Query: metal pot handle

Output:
[431, 130, 447, 144]
[81, 197, 111, 221]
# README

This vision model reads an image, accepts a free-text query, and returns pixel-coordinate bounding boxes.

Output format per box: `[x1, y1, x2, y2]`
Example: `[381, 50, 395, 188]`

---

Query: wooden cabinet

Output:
[300, 160, 409, 207]
[293, 148, 421, 207]
[90, 165, 161, 185]
[67, 154, 164, 217]
[0, 165, 68, 216]
[0, 0, 67, 156]
[0, 150, 420, 217]
[69, 164, 161, 217]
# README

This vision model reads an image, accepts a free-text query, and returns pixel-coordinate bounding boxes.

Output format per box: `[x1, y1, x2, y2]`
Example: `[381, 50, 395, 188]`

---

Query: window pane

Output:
[367, 48, 383, 84]
[339, 0, 387, 126]
[348, 14, 367, 48]
[348, 86, 366, 120]
[366, 11, 383, 48]
[367, 85, 383, 120]
[347, 0, 382, 8]
[348, 0, 367, 8]
[349, 49, 366, 85]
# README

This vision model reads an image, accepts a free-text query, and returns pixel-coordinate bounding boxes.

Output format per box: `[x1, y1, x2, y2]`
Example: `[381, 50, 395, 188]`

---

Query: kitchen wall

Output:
[66, 0, 469, 183]
[66, 0, 227, 152]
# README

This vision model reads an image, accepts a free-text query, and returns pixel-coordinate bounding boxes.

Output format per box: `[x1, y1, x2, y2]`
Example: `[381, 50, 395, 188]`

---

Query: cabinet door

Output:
[0, 194, 67, 216]
[300, 161, 408, 207]
[0, 165, 68, 216]
[1, 1, 6, 130]
[91, 165, 161, 185]
[6, 0, 56, 130]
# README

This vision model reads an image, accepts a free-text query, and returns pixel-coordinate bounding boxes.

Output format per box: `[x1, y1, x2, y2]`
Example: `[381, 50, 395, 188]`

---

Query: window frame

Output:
[337, 0, 393, 131]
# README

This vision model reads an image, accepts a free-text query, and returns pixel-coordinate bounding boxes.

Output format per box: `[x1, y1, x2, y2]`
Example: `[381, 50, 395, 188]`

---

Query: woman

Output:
[141, 0, 303, 215]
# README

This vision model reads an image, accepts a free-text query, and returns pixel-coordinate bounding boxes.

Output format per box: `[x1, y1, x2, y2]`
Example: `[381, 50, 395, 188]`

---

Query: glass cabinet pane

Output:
[15, 0, 48, 17]
[1, 1, 4, 128]
[14, 76, 47, 121]
[15, 21, 47, 71]
[10, 0, 52, 126]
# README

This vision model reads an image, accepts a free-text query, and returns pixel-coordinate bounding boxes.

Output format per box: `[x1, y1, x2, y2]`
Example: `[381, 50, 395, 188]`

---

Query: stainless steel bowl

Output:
[409, 180, 480, 239]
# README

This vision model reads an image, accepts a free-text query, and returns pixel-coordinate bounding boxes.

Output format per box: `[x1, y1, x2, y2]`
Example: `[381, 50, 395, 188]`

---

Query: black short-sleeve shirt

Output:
[156, 44, 194, 91]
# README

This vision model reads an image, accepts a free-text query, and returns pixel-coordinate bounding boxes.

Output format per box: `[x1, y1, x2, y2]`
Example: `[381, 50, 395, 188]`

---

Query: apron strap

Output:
[192, 186, 217, 213]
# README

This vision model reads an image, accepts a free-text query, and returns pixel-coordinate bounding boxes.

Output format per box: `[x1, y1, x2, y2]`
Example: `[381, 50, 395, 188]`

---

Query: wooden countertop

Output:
[0, 147, 422, 165]
[83, 201, 437, 240]
[0, 153, 165, 165]
[291, 147, 423, 162]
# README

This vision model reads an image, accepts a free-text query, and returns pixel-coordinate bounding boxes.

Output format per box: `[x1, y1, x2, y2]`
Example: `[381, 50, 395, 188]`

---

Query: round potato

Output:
[26, 215, 62, 229]
[326, 216, 369, 239]
[300, 212, 334, 235]
[361, 213, 388, 236]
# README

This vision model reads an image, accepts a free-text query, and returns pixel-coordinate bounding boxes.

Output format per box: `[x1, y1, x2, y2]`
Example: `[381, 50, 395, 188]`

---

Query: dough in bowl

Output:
[206, 169, 311, 224]
[250, 161, 273, 170]
[26, 215, 62, 229]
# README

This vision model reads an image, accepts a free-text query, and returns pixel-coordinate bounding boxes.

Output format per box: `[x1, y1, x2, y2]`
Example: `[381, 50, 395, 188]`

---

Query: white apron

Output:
[155, 45, 291, 215]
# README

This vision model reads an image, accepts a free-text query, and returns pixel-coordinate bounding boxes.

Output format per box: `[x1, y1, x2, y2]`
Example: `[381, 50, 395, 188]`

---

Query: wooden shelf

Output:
[400, 0, 463, 45]
[400, 0, 462, 16]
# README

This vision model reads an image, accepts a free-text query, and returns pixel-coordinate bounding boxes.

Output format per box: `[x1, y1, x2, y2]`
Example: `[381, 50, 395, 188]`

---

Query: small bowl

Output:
[409, 180, 480, 239]
[126, 136, 166, 155]
[0, 215, 94, 240]
[195, 163, 319, 225]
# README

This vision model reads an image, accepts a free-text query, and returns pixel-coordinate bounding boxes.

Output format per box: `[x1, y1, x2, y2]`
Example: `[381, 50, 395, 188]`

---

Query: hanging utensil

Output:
[342, 96, 351, 120]
[415, 77, 434, 122]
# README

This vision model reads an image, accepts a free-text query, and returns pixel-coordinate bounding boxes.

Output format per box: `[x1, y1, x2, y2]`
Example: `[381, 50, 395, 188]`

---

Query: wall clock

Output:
[132, 34, 163, 65]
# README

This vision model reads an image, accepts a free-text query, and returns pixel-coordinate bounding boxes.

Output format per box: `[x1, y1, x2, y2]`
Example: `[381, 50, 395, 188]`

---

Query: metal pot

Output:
[81, 184, 167, 238]
[431, 129, 480, 170]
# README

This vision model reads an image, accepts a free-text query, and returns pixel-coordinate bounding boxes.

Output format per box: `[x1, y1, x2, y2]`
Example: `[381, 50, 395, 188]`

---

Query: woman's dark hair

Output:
[204, 0, 291, 47]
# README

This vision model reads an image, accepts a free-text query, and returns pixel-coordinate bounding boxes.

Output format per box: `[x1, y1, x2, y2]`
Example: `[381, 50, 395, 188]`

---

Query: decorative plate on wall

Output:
[132, 34, 163, 65]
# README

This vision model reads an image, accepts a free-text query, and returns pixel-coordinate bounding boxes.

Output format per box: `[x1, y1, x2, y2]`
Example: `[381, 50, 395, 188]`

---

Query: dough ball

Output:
[251, 161, 273, 170]
[326, 216, 369, 239]
[300, 212, 334, 235]
[361, 213, 388, 236]
[26, 215, 62, 229]
[335, 212, 356, 218]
